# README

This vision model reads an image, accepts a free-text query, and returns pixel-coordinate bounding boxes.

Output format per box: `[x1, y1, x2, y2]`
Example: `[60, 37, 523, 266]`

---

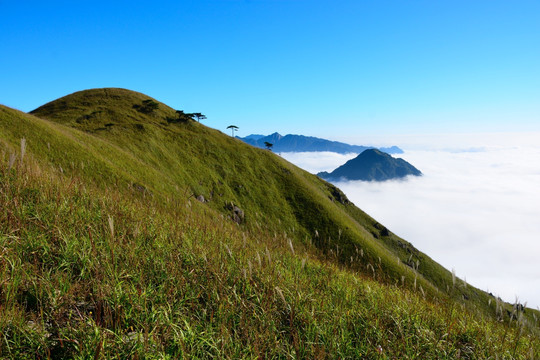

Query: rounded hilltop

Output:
[30, 88, 177, 130]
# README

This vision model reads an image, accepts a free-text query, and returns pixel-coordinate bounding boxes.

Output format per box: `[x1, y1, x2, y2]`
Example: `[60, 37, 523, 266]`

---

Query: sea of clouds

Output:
[281, 132, 540, 309]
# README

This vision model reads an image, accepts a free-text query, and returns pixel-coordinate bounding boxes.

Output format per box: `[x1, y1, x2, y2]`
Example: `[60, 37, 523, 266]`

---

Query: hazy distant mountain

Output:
[318, 149, 421, 181]
[242, 134, 266, 141]
[239, 132, 403, 154]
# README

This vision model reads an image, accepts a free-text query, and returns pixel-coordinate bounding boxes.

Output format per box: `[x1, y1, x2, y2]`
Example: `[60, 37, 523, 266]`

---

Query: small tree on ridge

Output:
[227, 125, 239, 137]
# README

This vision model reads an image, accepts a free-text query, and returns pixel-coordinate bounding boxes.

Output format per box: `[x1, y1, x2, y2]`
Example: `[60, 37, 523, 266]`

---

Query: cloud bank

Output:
[279, 151, 358, 174]
[281, 133, 540, 308]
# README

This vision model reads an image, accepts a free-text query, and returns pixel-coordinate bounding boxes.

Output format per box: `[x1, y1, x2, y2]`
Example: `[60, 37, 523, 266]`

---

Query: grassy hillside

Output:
[0, 88, 538, 358]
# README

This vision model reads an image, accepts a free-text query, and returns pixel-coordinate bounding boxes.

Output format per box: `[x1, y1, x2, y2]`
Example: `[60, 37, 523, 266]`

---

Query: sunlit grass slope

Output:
[0, 88, 537, 358]
[25, 88, 511, 311]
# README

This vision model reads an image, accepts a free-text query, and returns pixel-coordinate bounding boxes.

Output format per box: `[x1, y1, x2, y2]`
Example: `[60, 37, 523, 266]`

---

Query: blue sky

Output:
[1, 0, 539, 139]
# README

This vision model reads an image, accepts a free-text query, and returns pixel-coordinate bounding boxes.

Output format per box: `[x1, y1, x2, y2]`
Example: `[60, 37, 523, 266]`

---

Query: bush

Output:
[133, 99, 159, 114]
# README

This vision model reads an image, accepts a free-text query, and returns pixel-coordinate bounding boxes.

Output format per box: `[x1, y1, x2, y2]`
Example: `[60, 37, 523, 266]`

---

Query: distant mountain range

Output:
[318, 149, 422, 182]
[239, 133, 403, 154]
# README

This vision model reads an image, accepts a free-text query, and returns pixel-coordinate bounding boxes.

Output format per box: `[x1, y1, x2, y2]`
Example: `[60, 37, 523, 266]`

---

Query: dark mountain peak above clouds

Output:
[239, 133, 403, 154]
[318, 148, 422, 182]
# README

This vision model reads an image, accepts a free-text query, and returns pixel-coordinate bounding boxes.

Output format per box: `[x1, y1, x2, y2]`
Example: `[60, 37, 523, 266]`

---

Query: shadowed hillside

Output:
[0, 88, 537, 358]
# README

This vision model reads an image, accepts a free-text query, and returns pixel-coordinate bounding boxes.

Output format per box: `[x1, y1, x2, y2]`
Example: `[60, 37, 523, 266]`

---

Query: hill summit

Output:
[318, 149, 422, 181]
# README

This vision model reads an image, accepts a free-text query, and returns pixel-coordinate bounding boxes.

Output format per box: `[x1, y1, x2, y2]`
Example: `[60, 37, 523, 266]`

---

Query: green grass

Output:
[23, 88, 479, 305]
[0, 88, 538, 358]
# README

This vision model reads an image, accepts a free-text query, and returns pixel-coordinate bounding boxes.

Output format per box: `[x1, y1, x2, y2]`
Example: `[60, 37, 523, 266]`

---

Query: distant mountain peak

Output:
[264, 132, 283, 142]
[318, 148, 421, 182]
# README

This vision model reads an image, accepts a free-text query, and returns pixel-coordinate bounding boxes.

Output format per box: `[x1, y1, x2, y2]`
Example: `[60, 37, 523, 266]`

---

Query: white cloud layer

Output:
[281, 132, 540, 309]
[279, 151, 358, 174]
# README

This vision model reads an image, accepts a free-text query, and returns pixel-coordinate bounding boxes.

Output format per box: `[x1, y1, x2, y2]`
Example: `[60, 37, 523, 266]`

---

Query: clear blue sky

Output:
[1, 0, 539, 139]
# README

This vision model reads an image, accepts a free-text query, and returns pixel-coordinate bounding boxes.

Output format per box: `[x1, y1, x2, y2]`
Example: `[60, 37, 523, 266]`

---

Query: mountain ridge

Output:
[240, 132, 404, 154]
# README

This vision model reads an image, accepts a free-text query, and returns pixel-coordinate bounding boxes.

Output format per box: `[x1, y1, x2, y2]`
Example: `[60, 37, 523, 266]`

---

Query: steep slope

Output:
[22, 89, 509, 307]
[28, 89, 446, 300]
[0, 88, 537, 357]
[2, 156, 537, 358]
[318, 148, 422, 181]
[240, 132, 404, 154]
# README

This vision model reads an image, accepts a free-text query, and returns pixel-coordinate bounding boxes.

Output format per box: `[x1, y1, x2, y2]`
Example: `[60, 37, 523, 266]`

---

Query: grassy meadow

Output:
[0, 88, 538, 358]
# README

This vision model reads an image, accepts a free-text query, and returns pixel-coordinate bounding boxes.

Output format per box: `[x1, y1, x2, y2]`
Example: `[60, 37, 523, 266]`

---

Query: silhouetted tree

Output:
[172, 110, 192, 122]
[193, 113, 207, 123]
[167, 110, 186, 123]
[168, 110, 205, 124]
[264, 142, 273, 151]
[227, 125, 239, 137]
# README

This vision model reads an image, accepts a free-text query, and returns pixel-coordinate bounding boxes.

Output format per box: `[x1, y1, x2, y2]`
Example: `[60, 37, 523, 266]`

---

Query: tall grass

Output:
[0, 142, 538, 358]
[0, 93, 519, 321]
